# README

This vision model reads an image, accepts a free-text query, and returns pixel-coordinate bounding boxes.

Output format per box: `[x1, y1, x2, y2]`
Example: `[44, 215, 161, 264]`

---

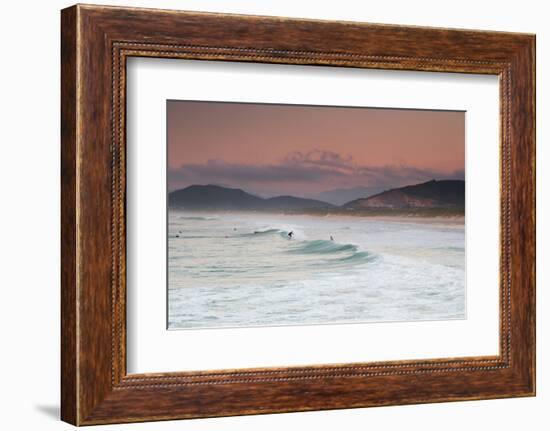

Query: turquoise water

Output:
[168, 211, 465, 329]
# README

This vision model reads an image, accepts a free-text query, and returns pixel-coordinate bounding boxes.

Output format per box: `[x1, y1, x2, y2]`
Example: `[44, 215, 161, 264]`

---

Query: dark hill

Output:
[168, 185, 333, 210]
[264, 195, 335, 209]
[169, 185, 263, 210]
[343, 180, 464, 209]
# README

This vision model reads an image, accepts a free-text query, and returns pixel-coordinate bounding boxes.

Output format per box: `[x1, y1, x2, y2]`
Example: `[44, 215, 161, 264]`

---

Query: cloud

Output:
[284, 150, 354, 171]
[169, 158, 336, 184]
[168, 149, 464, 193]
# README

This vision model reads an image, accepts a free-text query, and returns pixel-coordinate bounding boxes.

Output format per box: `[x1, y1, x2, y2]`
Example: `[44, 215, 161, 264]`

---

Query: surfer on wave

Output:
[287, 231, 294, 239]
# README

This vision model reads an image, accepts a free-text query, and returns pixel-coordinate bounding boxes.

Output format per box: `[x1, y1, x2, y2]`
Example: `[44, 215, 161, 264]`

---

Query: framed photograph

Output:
[61, 4, 536, 425]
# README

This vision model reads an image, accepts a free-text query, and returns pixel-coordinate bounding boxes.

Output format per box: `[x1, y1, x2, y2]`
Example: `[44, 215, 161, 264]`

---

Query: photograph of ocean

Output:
[167, 100, 466, 330]
[168, 211, 465, 329]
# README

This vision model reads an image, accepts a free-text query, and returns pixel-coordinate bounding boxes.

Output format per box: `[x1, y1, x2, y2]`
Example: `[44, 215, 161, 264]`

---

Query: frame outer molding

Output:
[60, 5, 78, 424]
[61, 4, 535, 426]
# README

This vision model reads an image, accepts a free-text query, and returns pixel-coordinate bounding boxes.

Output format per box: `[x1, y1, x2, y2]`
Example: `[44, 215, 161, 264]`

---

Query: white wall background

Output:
[0, 1, 546, 429]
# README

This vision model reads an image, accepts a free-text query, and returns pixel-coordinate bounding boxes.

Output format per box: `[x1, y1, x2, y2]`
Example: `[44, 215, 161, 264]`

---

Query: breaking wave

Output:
[242, 227, 376, 267]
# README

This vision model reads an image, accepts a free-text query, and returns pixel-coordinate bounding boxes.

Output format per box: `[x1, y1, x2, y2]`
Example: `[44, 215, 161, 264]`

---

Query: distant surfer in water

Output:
[287, 231, 294, 239]
[330, 235, 334, 241]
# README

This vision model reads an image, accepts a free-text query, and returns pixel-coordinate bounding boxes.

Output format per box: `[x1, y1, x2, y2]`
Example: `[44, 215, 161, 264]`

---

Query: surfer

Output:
[287, 231, 294, 239]
[330, 235, 334, 241]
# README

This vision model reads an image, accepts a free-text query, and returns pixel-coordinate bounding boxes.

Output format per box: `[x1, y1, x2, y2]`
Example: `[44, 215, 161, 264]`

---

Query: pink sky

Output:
[167, 100, 464, 198]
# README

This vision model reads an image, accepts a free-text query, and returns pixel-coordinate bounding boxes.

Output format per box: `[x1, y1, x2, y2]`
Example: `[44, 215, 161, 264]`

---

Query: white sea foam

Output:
[168, 210, 465, 329]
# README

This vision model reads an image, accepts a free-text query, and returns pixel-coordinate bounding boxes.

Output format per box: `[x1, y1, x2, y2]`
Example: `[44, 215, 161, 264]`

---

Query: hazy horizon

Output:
[168, 100, 465, 202]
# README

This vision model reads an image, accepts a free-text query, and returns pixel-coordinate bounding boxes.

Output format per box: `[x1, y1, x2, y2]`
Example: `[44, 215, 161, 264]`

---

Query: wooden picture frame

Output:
[61, 4, 535, 425]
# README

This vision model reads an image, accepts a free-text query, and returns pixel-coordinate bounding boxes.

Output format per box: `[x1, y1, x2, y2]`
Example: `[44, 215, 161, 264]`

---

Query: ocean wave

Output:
[179, 216, 218, 221]
[170, 235, 217, 239]
[238, 226, 376, 267]
[287, 238, 376, 267]
[242, 228, 283, 237]
[243, 228, 307, 241]
[435, 246, 464, 252]
[287, 239, 358, 255]
[335, 251, 376, 264]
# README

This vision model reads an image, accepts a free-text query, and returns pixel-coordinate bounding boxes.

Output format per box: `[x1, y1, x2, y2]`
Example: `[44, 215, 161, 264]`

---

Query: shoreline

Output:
[320, 213, 465, 225]
[169, 207, 465, 225]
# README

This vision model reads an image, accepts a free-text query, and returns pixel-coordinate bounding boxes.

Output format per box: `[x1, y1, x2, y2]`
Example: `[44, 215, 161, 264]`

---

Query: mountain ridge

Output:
[168, 184, 334, 210]
[343, 179, 464, 209]
[169, 180, 465, 211]
[315, 185, 387, 206]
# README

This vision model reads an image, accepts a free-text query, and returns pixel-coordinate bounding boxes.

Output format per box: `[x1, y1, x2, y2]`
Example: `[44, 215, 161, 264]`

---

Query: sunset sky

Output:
[167, 100, 464, 199]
